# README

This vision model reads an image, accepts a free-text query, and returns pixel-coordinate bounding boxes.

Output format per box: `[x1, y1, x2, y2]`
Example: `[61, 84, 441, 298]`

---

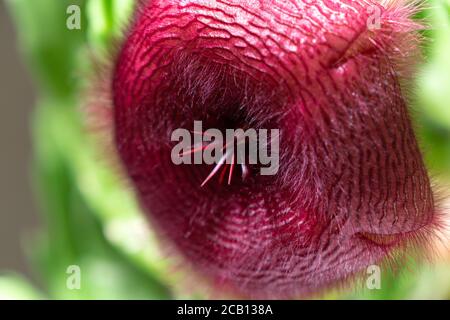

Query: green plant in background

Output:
[417, 0, 450, 180]
[1, 0, 449, 300]
[3, 0, 173, 300]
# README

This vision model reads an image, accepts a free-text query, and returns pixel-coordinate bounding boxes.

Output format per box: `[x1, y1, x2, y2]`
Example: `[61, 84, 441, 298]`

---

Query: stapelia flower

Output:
[108, 0, 442, 298]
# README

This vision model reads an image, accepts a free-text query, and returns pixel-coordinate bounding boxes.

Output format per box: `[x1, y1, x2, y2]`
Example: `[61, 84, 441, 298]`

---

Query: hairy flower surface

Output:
[111, 0, 440, 298]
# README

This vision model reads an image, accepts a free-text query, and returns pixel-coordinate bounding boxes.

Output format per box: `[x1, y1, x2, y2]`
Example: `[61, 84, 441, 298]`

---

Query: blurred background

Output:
[0, 0, 449, 300]
[0, 0, 37, 280]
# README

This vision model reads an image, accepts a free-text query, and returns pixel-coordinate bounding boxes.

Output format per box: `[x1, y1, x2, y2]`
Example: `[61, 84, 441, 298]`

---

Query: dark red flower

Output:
[111, 0, 440, 298]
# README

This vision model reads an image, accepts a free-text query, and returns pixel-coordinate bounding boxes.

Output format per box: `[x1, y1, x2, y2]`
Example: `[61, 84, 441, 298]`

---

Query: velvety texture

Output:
[112, 0, 438, 298]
